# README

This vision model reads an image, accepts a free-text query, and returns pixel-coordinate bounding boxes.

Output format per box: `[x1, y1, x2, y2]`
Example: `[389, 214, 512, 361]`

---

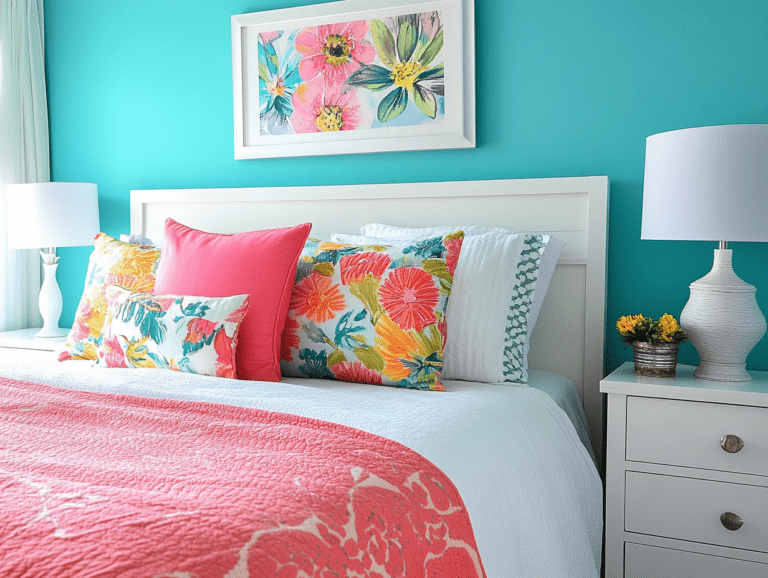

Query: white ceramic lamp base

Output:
[36, 256, 67, 339]
[680, 249, 767, 382]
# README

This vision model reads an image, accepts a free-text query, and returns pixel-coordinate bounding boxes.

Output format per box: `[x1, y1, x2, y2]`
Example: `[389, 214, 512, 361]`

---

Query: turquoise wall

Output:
[45, 0, 768, 373]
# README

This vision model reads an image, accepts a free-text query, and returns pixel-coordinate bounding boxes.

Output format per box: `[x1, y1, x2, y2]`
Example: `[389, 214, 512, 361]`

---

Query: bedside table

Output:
[0, 328, 68, 352]
[601, 363, 768, 578]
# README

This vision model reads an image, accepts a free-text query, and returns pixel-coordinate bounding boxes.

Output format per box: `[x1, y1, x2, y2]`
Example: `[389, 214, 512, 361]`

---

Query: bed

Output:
[0, 176, 608, 577]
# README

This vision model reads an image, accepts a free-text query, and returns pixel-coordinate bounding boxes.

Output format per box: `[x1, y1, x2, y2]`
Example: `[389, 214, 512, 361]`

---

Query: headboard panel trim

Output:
[131, 176, 609, 467]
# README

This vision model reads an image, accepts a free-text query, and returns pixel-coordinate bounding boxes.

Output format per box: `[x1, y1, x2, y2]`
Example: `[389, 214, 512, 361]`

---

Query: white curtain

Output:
[0, 0, 49, 332]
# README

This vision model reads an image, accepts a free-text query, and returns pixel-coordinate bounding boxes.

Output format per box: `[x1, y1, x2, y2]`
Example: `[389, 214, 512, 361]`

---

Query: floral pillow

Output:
[281, 233, 464, 391]
[59, 233, 162, 362]
[349, 225, 567, 385]
[97, 287, 250, 379]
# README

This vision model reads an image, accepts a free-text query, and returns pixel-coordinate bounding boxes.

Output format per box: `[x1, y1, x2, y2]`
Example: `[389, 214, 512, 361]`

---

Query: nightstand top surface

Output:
[0, 328, 67, 352]
[601, 362, 768, 406]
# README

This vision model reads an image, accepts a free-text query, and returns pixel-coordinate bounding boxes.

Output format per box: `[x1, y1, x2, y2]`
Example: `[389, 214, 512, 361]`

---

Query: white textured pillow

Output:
[120, 234, 158, 247]
[361, 224, 510, 237]
[334, 225, 565, 384]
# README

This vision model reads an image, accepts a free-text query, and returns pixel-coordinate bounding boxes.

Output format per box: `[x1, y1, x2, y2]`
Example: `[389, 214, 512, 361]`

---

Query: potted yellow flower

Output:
[616, 313, 687, 377]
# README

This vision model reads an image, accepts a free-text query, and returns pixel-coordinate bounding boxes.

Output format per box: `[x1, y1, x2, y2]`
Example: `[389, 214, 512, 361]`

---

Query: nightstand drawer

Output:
[625, 471, 768, 553]
[626, 396, 768, 476]
[625, 543, 768, 578]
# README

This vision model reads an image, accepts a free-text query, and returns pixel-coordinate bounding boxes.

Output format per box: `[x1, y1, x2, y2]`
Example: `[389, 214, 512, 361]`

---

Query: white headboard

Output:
[131, 176, 609, 465]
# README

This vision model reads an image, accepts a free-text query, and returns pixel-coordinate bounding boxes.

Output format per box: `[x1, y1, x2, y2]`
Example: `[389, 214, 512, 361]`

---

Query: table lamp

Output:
[642, 124, 768, 382]
[5, 182, 100, 339]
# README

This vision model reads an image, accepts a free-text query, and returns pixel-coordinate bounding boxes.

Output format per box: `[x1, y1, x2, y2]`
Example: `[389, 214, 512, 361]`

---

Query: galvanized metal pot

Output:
[632, 342, 680, 378]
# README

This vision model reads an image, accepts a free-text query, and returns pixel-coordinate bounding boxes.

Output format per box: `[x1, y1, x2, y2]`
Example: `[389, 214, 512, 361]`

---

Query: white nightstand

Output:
[601, 363, 768, 578]
[0, 328, 68, 352]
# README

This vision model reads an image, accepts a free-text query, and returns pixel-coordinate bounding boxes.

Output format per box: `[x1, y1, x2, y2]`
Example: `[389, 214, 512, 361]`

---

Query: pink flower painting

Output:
[291, 80, 366, 133]
[295, 21, 375, 87]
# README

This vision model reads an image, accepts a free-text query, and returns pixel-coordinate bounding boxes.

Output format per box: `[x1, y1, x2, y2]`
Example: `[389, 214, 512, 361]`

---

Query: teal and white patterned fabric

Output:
[97, 287, 250, 379]
[503, 235, 547, 384]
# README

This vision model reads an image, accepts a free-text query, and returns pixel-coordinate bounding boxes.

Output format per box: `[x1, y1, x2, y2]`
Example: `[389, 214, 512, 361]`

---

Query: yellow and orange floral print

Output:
[374, 314, 444, 389]
[58, 234, 161, 362]
[291, 273, 346, 323]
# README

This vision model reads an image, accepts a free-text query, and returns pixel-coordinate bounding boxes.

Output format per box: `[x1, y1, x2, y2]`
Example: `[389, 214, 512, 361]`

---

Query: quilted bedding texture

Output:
[0, 377, 485, 578]
[0, 349, 602, 578]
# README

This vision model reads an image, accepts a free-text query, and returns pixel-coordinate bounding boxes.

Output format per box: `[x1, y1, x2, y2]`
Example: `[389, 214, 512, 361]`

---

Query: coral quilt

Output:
[0, 377, 485, 578]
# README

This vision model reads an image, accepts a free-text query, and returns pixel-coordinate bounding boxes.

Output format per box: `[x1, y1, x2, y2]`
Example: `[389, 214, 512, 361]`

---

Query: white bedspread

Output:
[0, 349, 602, 578]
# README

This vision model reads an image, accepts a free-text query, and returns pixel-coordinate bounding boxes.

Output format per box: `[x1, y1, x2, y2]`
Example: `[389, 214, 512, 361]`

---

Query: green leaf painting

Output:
[377, 87, 408, 123]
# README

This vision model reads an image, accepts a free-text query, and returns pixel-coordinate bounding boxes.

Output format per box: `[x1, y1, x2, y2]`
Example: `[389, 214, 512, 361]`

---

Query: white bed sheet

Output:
[0, 349, 602, 578]
[528, 370, 596, 461]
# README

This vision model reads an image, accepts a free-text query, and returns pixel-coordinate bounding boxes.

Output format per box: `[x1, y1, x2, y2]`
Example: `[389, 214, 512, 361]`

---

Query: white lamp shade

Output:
[5, 182, 100, 249]
[642, 124, 768, 242]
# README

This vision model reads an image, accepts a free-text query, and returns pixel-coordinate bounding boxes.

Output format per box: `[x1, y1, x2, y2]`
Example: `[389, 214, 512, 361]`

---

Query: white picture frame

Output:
[231, 0, 475, 159]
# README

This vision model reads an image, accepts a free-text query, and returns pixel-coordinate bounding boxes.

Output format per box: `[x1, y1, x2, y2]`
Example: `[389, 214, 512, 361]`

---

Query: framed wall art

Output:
[231, 0, 475, 159]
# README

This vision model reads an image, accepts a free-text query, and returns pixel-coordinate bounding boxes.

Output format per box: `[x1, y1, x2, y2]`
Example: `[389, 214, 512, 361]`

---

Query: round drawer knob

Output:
[721, 434, 745, 453]
[720, 512, 744, 531]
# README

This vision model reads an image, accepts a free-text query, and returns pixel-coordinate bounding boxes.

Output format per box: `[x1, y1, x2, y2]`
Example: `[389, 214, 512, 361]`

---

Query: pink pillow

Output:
[153, 219, 312, 381]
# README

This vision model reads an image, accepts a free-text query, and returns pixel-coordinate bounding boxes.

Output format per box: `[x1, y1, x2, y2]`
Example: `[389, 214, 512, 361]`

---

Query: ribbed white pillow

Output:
[331, 226, 565, 384]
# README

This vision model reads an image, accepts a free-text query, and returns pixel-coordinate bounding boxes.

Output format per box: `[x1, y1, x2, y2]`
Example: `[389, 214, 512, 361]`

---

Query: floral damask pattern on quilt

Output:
[281, 233, 463, 391]
[97, 287, 250, 379]
[59, 233, 161, 362]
